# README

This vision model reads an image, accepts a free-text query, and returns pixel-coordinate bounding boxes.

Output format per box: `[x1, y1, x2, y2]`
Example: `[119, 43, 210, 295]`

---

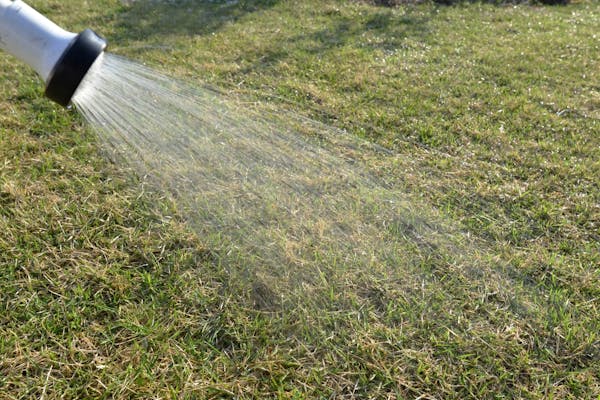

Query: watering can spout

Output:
[0, 0, 107, 106]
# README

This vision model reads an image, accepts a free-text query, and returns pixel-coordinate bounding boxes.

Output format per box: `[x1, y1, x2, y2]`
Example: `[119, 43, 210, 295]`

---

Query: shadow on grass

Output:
[105, 0, 432, 76]
[239, 9, 432, 75]
[109, 0, 569, 46]
[365, 0, 570, 5]
[110, 0, 280, 42]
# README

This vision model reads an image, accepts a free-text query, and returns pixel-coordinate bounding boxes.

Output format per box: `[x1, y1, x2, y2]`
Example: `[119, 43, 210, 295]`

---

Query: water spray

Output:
[0, 0, 428, 302]
[0, 0, 506, 313]
[0, 0, 106, 106]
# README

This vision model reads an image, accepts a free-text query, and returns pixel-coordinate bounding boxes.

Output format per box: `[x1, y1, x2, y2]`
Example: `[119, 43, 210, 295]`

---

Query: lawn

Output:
[0, 0, 598, 398]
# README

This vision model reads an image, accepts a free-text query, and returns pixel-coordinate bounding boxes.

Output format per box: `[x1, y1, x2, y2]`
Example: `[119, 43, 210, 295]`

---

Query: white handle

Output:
[0, 0, 76, 81]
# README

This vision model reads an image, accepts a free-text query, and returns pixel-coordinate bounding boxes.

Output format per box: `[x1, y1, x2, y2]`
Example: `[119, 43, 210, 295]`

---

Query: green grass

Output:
[1, 0, 598, 398]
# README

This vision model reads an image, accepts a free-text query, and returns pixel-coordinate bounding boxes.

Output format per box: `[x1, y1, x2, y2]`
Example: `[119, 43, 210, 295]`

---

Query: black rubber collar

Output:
[45, 29, 107, 107]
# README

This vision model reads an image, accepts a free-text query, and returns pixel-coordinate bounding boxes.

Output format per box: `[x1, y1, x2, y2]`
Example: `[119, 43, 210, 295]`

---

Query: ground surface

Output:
[0, 0, 598, 398]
